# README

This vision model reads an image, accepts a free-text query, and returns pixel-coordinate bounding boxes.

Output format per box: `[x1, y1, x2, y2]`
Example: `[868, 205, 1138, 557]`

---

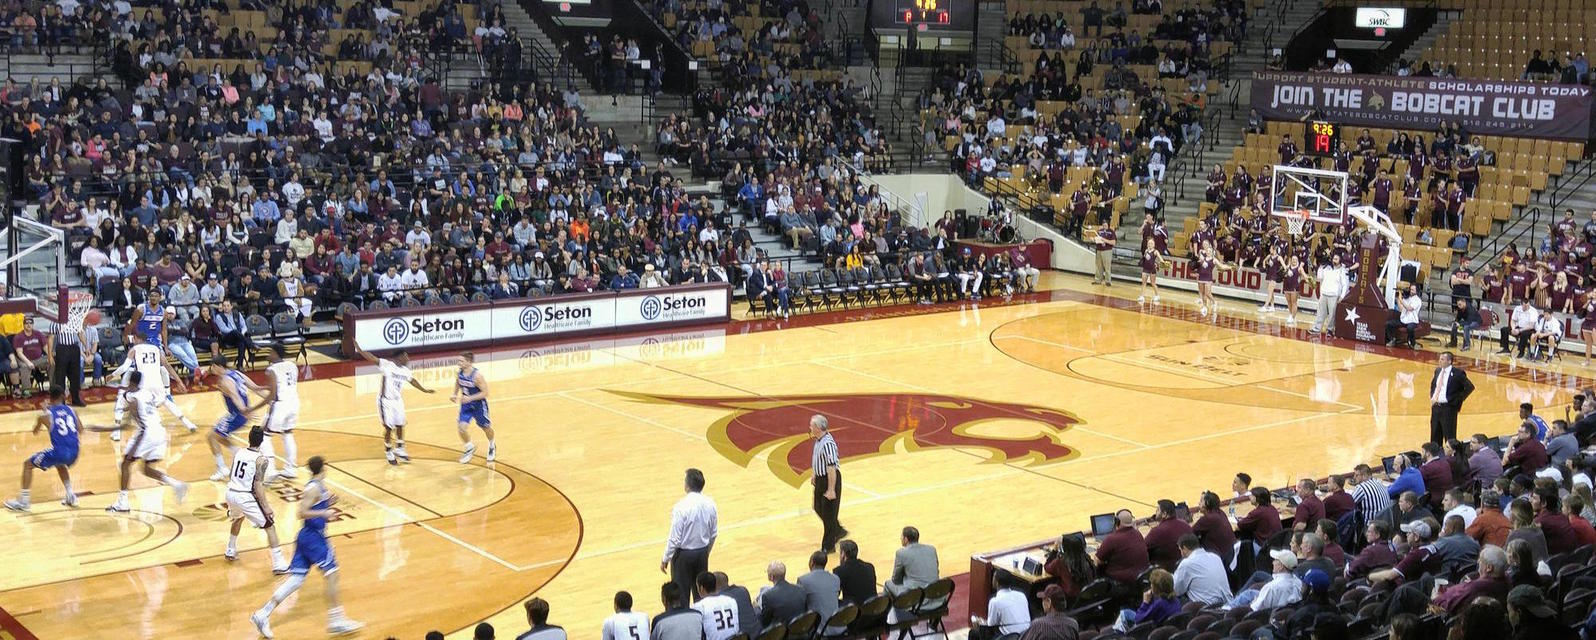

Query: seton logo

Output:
[383, 318, 410, 345]
[611, 391, 1082, 486]
[520, 306, 543, 332]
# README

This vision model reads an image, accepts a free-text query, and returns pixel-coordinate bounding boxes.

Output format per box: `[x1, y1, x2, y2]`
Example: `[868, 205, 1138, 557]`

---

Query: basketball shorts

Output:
[214, 413, 249, 438]
[226, 490, 269, 528]
[126, 427, 169, 462]
[263, 402, 298, 434]
[29, 447, 78, 470]
[378, 400, 406, 427]
[458, 402, 490, 428]
[290, 530, 338, 575]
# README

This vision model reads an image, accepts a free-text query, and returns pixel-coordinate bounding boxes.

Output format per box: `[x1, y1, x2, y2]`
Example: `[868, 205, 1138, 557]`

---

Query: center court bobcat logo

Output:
[610, 391, 1083, 486]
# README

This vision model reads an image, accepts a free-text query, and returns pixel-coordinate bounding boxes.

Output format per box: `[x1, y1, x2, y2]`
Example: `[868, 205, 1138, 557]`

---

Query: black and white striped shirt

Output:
[1351, 478, 1393, 524]
[52, 325, 81, 347]
[812, 432, 839, 478]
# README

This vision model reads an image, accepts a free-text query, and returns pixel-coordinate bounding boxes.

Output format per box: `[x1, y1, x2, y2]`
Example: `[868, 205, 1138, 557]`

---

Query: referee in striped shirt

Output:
[809, 415, 847, 553]
[1350, 463, 1393, 528]
[46, 319, 85, 406]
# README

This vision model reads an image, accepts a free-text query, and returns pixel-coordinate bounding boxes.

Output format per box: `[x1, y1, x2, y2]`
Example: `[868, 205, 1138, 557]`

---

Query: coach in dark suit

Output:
[1430, 352, 1475, 444]
[832, 540, 878, 606]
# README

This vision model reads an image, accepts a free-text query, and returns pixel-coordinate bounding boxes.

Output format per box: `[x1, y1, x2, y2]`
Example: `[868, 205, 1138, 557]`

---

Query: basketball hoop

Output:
[1274, 209, 1312, 237]
[36, 288, 96, 333]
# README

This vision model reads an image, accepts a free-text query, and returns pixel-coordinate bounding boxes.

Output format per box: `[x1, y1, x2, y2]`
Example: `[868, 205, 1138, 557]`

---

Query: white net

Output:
[1276, 210, 1310, 237]
[37, 290, 96, 334]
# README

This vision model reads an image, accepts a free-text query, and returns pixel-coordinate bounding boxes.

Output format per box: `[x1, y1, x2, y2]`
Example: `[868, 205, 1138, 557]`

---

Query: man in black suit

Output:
[1430, 352, 1475, 444]
[832, 539, 878, 607]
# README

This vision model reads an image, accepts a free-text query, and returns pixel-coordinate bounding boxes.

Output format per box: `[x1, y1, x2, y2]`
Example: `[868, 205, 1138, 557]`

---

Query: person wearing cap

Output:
[953, 248, 984, 301]
[166, 274, 201, 323]
[1370, 519, 1441, 586]
[1172, 534, 1231, 606]
[1506, 585, 1577, 640]
[1019, 583, 1079, 640]
[1467, 489, 1512, 547]
[198, 273, 226, 305]
[1226, 548, 1302, 611]
[1281, 569, 1333, 638]
[529, 252, 555, 293]
[1430, 544, 1509, 616]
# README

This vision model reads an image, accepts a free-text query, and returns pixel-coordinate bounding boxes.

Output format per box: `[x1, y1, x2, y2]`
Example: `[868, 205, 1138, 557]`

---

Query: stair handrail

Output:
[1547, 156, 1595, 212]
[1468, 205, 1544, 267]
[844, 157, 926, 227]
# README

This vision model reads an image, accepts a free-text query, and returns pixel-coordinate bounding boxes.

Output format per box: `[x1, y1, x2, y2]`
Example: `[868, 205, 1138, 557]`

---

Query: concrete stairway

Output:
[502, 0, 594, 92]
[975, 1, 1008, 69]
[1387, 10, 1457, 69]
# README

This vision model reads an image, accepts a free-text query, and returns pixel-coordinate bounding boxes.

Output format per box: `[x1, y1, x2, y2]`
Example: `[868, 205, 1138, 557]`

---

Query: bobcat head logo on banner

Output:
[610, 391, 1083, 486]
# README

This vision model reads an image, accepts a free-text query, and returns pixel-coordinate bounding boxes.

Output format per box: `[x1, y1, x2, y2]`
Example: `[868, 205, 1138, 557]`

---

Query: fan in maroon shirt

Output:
[1094, 510, 1150, 586]
[1236, 487, 1282, 544]
[1323, 475, 1355, 522]
[1532, 487, 1580, 555]
[1144, 500, 1193, 572]
[1192, 491, 1237, 568]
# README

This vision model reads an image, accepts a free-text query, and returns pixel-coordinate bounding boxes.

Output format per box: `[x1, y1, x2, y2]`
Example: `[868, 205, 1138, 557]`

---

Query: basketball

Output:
[84, 309, 102, 326]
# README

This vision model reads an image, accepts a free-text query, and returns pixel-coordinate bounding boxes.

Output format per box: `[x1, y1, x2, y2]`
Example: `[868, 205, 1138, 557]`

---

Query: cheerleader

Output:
[1259, 245, 1285, 313]
[1195, 243, 1231, 317]
[1139, 236, 1163, 304]
[1581, 291, 1596, 365]
[1282, 253, 1306, 326]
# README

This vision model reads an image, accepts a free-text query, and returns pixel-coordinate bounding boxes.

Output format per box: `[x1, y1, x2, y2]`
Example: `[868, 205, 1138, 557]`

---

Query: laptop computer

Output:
[1090, 513, 1117, 537]
[1382, 455, 1396, 476]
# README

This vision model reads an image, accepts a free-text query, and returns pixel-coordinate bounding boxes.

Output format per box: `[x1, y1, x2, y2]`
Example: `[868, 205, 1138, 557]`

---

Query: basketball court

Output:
[0, 272, 1573, 639]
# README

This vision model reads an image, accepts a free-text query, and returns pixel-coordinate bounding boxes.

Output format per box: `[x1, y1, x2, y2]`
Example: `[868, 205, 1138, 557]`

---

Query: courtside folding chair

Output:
[755, 622, 787, 640]
[270, 311, 308, 365]
[845, 595, 891, 639]
[785, 611, 819, 640]
[902, 578, 953, 639]
[818, 603, 857, 639]
[885, 588, 923, 640]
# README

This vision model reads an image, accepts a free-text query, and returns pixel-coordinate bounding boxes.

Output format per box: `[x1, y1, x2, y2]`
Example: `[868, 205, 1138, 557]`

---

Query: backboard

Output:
[1270, 165, 1348, 225]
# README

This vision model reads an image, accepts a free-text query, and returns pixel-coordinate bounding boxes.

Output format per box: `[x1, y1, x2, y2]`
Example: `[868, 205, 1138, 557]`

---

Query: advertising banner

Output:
[343, 285, 733, 355]
[1251, 71, 1594, 140]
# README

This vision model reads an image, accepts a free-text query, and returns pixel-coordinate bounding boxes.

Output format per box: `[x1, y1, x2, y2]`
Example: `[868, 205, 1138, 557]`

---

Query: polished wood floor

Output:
[0, 272, 1579, 639]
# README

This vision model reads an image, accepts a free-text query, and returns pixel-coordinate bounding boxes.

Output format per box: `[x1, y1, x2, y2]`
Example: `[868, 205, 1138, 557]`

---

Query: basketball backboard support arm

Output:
[1348, 205, 1403, 307]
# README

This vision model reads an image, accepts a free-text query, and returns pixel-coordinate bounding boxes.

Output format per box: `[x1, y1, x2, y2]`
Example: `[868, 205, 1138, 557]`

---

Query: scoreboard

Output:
[1305, 120, 1340, 157]
[894, 0, 951, 24]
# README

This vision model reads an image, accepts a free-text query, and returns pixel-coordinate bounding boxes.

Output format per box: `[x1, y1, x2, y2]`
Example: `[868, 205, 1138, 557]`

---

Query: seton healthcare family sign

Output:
[1251, 71, 1594, 140]
[342, 284, 732, 354]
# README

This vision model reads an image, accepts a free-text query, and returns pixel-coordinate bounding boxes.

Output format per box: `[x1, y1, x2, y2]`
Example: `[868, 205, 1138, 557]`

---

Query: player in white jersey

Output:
[88, 371, 189, 512]
[225, 426, 288, 573]
[259, 346, 302, 480]
[110, 332, 196, 441]
[691, 573, 740, 640]
[601, 591, 650, 640]
[354, 349, 435, 464]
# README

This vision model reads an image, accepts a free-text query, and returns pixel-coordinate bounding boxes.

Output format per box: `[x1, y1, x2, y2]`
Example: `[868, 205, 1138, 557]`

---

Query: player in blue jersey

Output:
[208, 359, 268, 481]
[452, 352, 495, 464]
[251, 456, 364, 638]
[3, 387, 79, 511]
[124, 287, 170, 348]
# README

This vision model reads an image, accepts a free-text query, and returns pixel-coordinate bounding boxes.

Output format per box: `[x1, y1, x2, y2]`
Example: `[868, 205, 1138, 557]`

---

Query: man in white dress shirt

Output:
[1173, 534, 1233, 606]
[969, 569, 1032, 639]
[662, 468, 717, 603]
[1309, 255, 1349, 334]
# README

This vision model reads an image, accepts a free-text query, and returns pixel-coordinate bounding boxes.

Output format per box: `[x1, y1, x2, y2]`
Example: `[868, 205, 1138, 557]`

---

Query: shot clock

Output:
[1305, 120, 1340, 157]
